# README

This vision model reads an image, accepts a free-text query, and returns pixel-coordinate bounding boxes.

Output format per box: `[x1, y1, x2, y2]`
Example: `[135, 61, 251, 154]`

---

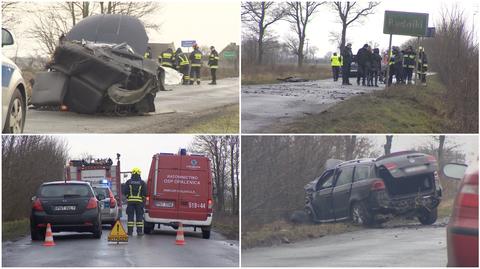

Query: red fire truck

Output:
[65, 154, 123, 214]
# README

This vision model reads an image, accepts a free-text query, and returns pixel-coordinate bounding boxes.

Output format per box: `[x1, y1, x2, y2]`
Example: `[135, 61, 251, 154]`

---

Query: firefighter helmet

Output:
[132, 167, 141, 175]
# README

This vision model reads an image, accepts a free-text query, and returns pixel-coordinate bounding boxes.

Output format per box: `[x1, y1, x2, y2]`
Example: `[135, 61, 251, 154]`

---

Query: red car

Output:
[445, 163, 479, 267]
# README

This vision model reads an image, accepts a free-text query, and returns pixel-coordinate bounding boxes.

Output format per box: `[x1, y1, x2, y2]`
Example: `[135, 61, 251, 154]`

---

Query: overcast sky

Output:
[62, 134, 196, 183]
[260, 0, 478, 57]
[2, 1, 240, 58]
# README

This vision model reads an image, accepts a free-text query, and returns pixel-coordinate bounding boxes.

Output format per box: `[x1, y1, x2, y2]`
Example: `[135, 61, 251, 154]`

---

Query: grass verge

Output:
[437, 198, 454, 219]
[242, 221, 360, 249]
[283, 75, 456, 133]
[242, 64, 331, 85]
[212, 214, 239, 240]
[179, 104, 239, 133]
[2, 219, 29, 242]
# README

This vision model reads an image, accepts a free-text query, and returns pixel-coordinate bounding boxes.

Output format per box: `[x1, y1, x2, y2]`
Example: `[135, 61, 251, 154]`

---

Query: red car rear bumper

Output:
[447, 226, 479, 267]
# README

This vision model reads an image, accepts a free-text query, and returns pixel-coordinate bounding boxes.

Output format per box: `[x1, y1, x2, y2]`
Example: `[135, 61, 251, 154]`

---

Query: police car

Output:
[91, 179, 120, 228]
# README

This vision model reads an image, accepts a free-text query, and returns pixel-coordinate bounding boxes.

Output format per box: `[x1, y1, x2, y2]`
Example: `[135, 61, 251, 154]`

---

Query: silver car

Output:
[92, 185, 120, 227]
[2, 28, 27, 133]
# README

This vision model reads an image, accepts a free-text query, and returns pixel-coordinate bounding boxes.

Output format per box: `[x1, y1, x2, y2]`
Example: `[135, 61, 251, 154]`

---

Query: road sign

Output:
[223, 51, 236, 58]
[181, 40, 196, 47]
[383, 11, 429, 36]
[108, 220, 128, 243]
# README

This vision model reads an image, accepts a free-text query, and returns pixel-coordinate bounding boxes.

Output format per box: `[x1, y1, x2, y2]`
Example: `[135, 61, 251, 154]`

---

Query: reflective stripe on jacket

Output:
[128, 185, 143, 203]
[190, 49, 203, 67]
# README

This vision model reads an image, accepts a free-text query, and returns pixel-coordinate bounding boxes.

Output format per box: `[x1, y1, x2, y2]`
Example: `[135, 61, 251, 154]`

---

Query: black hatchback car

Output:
[30, 181, 104, 240]
[304, 151, 442, 226]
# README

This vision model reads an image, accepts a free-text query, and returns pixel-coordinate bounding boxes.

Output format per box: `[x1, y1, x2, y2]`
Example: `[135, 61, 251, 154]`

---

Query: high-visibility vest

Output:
[144, 51, 151, 59]
[178, 54, 189, 66]
[128, 185, 143, 203]
[161, 52, 173, 67]
[191, 51, 202, 67]
[330, 55, 342, 67]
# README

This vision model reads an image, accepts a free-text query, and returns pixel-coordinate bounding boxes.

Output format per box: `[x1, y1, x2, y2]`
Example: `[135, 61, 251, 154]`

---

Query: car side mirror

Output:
[97, 193, 106, 200]
[443, 163, 467, 180]
[2, 28, 14, 47]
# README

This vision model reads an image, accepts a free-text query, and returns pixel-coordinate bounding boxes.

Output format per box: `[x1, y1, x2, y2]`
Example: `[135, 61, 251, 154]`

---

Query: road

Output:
[24, 78, 239, 133]
[241, 79, 384, 133]
[2, 219, 238, 267]
[242, 223, 447, 267]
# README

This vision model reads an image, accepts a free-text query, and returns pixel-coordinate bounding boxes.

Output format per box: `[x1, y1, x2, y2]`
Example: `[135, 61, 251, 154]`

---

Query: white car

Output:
[2, 28, 27, 133]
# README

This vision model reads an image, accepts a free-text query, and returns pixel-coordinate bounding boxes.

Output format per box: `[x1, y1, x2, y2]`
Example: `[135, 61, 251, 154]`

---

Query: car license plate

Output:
[404, 165, 428, 173]
[155, 201, 174, 208]
[54, 205, 76, 211]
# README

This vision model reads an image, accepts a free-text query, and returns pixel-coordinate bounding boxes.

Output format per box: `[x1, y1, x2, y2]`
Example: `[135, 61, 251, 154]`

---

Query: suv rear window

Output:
[39, 184, 92, 197]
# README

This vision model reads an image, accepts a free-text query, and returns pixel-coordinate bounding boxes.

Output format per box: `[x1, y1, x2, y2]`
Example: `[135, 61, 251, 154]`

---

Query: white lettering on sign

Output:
[163, 175, 201, 185]
[162, 189, 196, 194]
[188, 202, 206, 209]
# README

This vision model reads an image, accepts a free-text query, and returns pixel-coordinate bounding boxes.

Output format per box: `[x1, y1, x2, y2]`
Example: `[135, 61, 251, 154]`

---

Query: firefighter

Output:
[175, 48, 190, 85]
[144, 46, 152, 59]
[387, 47, 397, 86]
[159, 47, 174, 68]
[417, 46, 428, 86]
[123, 167, 147, 236]
[189, 43, 203, 85]
[208, 46, 219, 85]
[395, 48, 404, 84]
[330, 52, 342, 82]
[402, 46, 416, 84]
[356, 44, 369, 86]
[341, 43, 353, 85]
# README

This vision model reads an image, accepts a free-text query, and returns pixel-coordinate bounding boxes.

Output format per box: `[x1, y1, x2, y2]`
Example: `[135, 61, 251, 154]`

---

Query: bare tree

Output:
[242, 2, 285, 65]
[331, 1, 380, 51]
[437, 135, 446, 176]
[284, 1, 325, 67]
[384, 135, 393, 155]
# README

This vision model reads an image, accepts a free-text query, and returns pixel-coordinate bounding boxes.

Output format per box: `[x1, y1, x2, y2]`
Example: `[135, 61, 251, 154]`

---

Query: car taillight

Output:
[371, 180, 386, 191]
[86, 197, 98, 209]
[458, 183, 478, 209]
[33, 198, 44, 211]
[207, 199, 213, 209]
[384, 163, 397, 170]
[146, 196, 150, 206]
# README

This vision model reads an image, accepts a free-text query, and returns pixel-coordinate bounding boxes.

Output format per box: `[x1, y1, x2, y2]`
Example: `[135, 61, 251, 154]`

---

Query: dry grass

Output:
[180, 104, 239, 133]
[212, 214, 239, 240]
[2, 219, 30, 241]
[242, 220, 360, 249]
[242, 64, 331, 85]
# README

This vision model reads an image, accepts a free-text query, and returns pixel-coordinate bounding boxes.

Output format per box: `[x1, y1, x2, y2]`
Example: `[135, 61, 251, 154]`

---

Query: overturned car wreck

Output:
[32, 14, 171, 114]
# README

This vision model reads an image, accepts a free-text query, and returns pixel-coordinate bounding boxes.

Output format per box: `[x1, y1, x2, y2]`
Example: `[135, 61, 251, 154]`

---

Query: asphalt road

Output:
[242, 224, 447, 267]
[24, 78, 239, 133]
[241, 79, 384, 133]
[2, 219, 238, 267]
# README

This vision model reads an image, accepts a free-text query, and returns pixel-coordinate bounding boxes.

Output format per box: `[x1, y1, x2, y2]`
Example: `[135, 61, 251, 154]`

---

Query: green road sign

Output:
[383, 10, 429, 37]
[223, 51, 236, 58]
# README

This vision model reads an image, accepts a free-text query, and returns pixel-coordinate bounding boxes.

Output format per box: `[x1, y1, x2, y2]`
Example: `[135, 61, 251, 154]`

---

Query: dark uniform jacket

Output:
[161, 48, 174, 67]
[370, 52, 382, 71]
[356, 47, 369, 65]
[341, 46, 353, 65]
[123, 176, 147, 203]
[208, 50, 219, 68]
[190, 48, 203, 67]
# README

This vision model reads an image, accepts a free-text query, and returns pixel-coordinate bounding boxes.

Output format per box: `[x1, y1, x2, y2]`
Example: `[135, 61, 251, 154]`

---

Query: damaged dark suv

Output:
[304, 151, 442, 226]
[31, 14, 170, 115]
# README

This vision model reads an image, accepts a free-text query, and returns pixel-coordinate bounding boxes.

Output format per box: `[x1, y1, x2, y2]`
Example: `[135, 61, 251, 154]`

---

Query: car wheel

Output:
[30, 226, 45, 241]
[201, 227, 211, 239]
[93, 220, 102, 239]
[304, 207, 315, 222]
[144, 222, 154, 234]
[3, 88, 26, 133]
[351, 201, 373, 226]
[418, 208, 437, 225]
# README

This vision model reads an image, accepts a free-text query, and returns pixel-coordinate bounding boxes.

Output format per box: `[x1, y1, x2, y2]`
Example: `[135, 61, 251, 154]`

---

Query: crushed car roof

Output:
[66, 14, 148, 55]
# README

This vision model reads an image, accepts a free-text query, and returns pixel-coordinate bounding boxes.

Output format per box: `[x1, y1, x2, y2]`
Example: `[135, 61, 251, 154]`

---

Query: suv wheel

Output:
[351, 201, 373, 226]
[93, 220, 102, 239]
[418, 208, 437, 225]
[201, 226, 211, 239]
[3, 88, 26, 133]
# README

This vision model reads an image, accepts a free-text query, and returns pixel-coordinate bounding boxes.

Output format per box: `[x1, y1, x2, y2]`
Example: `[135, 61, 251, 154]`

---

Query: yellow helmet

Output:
[131, 167, 141, 175]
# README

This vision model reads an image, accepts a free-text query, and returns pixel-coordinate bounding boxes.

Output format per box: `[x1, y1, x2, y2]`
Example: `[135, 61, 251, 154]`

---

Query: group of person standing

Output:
[144, 44, 219, 85]
[332, 43, 429, 87]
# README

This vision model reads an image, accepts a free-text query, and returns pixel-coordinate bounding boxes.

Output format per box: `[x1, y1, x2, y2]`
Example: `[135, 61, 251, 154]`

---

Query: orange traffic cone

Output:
[175, 223, 185, 245]
[43, 223, 56, 247]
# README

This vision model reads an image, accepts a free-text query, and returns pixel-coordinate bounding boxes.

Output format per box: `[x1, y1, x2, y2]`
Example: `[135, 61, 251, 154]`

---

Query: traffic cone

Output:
[43, 223, 55, 247]
[175, 223, 185, 245]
